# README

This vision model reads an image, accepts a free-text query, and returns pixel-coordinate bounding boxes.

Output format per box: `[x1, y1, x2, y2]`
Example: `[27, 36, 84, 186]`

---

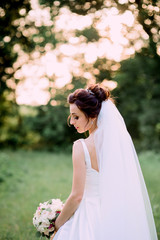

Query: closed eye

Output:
[74, 116, 79, 120]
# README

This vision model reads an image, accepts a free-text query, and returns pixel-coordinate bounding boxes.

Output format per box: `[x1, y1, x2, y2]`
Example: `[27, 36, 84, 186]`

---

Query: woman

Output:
[51, 84, 158, 240]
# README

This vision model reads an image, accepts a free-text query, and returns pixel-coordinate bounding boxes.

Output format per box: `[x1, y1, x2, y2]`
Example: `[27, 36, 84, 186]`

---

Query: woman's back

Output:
[53, 138, 101, 240]
[80, 138, 100, 198]
[84, 134, 99, 173]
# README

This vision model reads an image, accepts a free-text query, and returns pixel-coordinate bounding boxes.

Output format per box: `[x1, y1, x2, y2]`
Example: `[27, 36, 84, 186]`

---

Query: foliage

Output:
[0, 0, 160, 150]
[39, 0, 105, 15]
[27, 104, 71, 150]
[27, 77, 87, 150]
[0, 0, 31, 148]
[113, 48, 160, 150]
[76, 26, 100, 42]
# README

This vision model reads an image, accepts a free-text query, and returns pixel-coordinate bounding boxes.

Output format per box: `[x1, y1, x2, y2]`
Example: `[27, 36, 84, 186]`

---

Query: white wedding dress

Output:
[53, 138, 100, 240]
[53, 100, 158, 240]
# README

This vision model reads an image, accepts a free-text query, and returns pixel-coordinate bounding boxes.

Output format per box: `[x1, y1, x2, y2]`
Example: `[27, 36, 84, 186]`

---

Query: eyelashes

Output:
[74, 116, 79, 120]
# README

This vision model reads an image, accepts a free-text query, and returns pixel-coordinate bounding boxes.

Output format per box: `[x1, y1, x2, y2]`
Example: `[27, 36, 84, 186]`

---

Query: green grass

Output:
[0, 150, 159, 239]
[0, 150, 73, 240]
[138, 151, 160, 238]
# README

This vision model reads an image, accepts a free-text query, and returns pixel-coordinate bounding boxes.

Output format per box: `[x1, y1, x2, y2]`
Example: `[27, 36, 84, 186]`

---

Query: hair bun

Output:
[88, 84, 110, 103]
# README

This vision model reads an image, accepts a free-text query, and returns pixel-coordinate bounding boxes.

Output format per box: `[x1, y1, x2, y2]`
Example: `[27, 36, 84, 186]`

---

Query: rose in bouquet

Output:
[33, 199, 63, 238]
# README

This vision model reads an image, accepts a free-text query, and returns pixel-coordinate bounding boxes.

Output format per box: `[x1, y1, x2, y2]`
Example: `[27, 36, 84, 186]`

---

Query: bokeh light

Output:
[14, 0, 150, 105]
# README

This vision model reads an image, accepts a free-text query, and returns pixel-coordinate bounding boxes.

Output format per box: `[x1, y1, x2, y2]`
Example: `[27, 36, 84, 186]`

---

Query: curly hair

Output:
[67, 84, 111, 122]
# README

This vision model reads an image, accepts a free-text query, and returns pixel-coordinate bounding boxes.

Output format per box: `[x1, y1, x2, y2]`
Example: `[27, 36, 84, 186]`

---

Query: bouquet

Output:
[33, 199, 63, 238]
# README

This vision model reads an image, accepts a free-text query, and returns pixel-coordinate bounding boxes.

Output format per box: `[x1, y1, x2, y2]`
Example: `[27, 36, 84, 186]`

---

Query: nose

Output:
[70, 117, 75, 126]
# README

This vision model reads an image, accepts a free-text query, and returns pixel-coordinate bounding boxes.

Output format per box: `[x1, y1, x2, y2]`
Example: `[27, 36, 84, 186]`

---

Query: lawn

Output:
[0, 150, 159, 240]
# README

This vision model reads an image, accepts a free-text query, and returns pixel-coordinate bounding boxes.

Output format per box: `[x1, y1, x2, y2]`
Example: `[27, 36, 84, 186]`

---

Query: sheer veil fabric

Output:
[94, 99, 158, 240]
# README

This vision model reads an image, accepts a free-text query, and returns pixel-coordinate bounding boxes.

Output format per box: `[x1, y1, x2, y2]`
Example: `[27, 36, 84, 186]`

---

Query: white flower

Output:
[44, 228, 50, 236]
[33, 198, 63, 236]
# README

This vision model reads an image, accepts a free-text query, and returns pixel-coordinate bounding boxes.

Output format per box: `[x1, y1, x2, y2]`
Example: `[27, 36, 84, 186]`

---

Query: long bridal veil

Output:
[94, 99, 158, 240]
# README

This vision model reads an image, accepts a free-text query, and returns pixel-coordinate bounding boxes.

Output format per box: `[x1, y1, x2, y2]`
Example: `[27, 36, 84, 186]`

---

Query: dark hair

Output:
[67, 84, 111, 122]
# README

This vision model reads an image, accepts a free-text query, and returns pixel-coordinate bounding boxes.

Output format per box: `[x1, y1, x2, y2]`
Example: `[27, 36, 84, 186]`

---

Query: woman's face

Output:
[69, 103, 92, 133]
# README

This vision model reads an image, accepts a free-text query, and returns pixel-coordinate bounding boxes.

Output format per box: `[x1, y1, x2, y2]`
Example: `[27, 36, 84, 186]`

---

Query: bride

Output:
[51, 84, 158, 240]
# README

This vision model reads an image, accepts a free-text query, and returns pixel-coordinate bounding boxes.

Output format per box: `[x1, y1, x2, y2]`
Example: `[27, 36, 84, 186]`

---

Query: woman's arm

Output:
[55, 140, 86, 230]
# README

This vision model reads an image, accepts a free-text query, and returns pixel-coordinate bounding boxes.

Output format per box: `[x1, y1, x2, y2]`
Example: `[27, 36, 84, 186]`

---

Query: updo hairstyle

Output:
[67, 84, 110, 121]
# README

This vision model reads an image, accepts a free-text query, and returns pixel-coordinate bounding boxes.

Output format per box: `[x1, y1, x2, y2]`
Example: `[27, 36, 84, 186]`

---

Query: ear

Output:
[91, 117, 97, 122]
[90, 117, 97, 124]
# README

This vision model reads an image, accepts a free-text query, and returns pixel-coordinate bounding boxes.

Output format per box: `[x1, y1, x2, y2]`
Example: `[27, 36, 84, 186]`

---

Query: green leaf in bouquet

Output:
[55, 212, 60, 219]
[47, 199, 52, 204]
[46, 208, 52, 212]
[41, 232, 51, 239]
[35, 231, 41, 237]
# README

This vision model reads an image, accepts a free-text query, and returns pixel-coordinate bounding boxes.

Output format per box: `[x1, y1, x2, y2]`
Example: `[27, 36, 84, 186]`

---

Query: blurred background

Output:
[0, 0, 160, 151]
[0, 0, 160, 239]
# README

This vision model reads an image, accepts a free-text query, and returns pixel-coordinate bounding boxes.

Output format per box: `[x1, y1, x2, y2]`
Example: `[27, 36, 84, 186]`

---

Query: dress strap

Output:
[79, 139, 91, 168]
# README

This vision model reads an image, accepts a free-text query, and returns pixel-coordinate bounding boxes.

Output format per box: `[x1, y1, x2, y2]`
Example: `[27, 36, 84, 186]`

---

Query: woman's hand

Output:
[50, 232, 56, 240]
[50, 219, 59, 240]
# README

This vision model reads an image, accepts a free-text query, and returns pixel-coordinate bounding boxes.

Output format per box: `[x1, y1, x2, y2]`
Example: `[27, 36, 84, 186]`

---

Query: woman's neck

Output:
[89, 121, 97, 135]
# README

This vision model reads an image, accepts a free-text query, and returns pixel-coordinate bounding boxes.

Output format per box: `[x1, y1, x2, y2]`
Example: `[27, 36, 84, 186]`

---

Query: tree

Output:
[1, 0, 159, 150]
[0, 0, 32, 147]
[112, 0, 160, 150]
[113, 49, 160, 150]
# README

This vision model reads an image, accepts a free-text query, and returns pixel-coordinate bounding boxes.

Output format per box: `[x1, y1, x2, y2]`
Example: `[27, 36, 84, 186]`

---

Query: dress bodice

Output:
[80, 139, 100, 199]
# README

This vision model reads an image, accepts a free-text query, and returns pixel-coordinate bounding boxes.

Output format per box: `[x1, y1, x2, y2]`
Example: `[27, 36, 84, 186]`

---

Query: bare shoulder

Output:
[72, 139, 84, 158]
